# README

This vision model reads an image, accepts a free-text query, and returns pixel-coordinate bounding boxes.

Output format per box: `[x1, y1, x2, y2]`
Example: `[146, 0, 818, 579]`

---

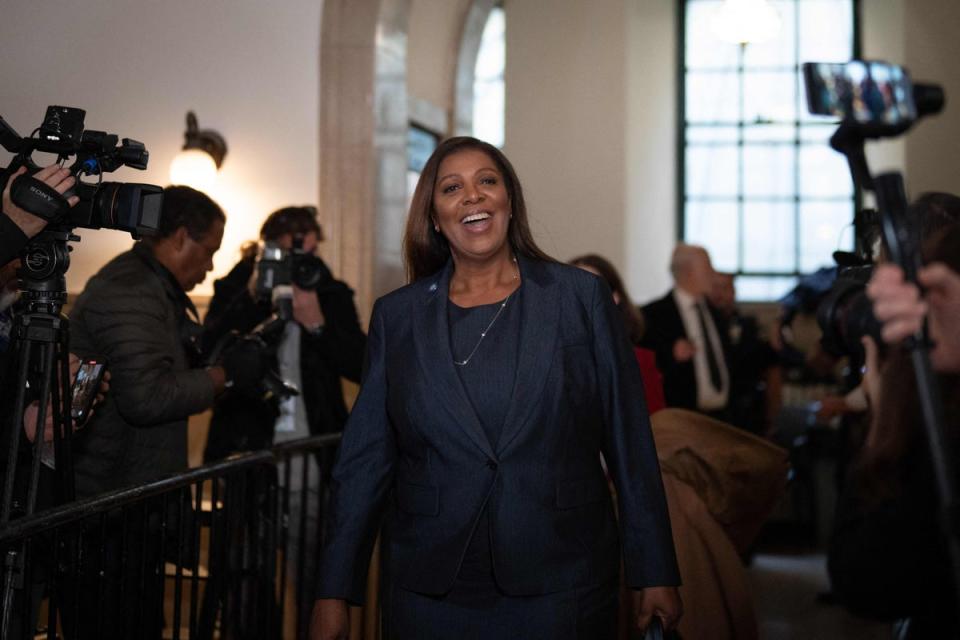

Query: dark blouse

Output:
[445, 285, 522, 601]
[448, 287, 522, 447]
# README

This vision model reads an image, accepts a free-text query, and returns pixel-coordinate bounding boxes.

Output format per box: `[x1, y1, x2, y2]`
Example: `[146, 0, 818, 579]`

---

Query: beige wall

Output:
[861, 0, 907, 179]
[903, 0, 960, 196]
[0, 0, 322, 297]
[625, 0, 679, 302]
[504, 0, 677, 303]
[504, 0, 634, 288]
[860, 0, 960, 198]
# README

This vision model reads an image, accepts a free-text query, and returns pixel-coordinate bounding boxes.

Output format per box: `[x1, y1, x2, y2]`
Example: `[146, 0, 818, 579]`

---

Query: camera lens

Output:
[816, 268, 884, 358]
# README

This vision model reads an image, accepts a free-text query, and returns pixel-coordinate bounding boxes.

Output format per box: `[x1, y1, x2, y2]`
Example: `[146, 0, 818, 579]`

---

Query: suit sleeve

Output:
[592, 278, 680, 588]
[71, 284, 215, 426]
[316, 299, 396, 604]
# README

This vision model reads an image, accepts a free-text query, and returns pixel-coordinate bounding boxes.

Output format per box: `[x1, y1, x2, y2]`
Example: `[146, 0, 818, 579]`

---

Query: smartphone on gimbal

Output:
[803, 60, 916, 126]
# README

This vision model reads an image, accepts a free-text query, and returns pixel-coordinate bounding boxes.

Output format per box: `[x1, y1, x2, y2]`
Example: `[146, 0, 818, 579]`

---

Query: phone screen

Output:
[803, 61, 916, 126]
[71, 361, 105, 424]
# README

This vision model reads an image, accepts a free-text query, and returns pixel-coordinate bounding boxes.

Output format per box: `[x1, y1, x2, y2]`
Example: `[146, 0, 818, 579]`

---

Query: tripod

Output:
[0, 229, 78, 638]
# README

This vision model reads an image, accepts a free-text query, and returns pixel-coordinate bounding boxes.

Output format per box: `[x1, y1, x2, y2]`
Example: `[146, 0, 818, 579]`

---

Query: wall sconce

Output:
[169, 111, 227, 192]
[711, 0, 781, 45]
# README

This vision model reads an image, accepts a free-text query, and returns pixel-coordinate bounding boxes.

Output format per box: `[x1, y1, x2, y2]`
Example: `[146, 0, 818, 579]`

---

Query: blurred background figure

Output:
[570, 253, 665, 415]
[640, 244, 731, 420]
[709, 272, 781, 435]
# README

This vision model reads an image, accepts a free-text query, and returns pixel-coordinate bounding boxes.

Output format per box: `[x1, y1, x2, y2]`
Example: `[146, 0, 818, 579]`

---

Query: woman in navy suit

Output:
[311, 137, 681, 639]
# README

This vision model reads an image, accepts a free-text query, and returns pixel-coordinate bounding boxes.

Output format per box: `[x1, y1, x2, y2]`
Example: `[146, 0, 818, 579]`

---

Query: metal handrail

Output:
[0, 432, 342, 543]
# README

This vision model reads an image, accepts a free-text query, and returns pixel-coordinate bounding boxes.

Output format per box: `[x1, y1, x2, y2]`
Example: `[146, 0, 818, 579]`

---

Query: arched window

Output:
[472, 5, 505, 148]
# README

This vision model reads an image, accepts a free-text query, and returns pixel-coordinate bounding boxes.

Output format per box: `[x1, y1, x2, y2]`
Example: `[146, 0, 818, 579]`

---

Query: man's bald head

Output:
[670, 244, 715, 297]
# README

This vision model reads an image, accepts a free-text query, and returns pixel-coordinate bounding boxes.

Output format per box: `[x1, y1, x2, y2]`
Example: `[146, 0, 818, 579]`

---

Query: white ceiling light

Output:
[711, 0, 782, 45]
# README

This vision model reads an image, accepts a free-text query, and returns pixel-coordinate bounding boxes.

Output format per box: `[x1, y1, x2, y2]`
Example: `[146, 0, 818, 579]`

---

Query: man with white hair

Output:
[640, 244, 731, 418]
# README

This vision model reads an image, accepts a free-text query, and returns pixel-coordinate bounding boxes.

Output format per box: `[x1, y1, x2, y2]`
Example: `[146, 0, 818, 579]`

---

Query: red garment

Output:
[634, 347, 666, 414]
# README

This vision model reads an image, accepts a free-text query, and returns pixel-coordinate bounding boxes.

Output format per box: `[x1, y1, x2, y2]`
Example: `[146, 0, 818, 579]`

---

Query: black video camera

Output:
[1, 106, 162, 237]
[816, 261, 884, 360]
[253, 235, 332, 307]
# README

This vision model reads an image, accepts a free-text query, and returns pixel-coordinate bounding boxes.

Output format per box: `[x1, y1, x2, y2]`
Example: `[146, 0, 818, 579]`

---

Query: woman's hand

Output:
[310, 598, 349, 640]
[868, 262, 960, 372]
[631, 586, 683, 635]
[867, 263, 926, 344]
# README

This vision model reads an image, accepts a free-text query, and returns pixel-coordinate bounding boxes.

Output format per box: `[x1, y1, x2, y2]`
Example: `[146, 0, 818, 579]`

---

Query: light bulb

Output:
[169, 149, 218, 192]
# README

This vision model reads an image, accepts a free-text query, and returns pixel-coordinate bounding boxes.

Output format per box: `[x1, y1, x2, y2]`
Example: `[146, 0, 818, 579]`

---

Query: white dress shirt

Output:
[673, 288, 730, 411]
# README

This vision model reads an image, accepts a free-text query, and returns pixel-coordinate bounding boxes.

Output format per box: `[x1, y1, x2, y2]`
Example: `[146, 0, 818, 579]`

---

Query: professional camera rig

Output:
[1, 106, 162, 237]
[803, 59, 958, 608]
[0, 107, 165, 635]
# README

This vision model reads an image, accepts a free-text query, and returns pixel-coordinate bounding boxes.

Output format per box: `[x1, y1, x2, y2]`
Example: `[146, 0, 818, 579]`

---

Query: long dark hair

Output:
[402, 136, 554, 282]
[570, 253, 646, 344]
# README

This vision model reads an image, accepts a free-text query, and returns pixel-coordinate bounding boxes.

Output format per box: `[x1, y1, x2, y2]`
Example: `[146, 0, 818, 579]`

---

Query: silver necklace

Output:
[453, 259, 519, 367]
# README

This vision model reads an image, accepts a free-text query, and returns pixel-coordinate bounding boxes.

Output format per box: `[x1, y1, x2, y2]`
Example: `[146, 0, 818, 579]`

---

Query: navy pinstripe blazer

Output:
[317, 256, 680, 604]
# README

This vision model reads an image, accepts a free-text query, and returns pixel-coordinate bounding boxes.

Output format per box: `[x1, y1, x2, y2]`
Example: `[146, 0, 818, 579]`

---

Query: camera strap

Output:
[9, 174, 69, 222]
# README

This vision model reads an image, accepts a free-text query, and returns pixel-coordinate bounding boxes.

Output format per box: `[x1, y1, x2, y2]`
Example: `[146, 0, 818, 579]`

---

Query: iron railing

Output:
[0, 433, 340, 640]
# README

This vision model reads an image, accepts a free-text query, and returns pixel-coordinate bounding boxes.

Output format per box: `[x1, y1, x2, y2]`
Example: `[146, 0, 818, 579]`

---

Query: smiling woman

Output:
[311, 136, 682, 640]
[402, 136, 551, 284]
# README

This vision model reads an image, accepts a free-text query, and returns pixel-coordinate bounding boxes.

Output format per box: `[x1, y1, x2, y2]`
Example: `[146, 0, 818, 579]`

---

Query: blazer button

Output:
[486, 460, 498, 470]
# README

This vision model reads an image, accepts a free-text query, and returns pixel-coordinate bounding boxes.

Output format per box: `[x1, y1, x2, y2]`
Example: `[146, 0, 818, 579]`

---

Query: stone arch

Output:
[318, 0, 411, 318]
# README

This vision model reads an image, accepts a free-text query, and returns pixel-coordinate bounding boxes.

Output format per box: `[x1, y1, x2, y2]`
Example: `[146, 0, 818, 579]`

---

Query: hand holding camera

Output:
[2, 165, 80, 239]
[219, 334, 272, 394]
[868, 261, 960, 373]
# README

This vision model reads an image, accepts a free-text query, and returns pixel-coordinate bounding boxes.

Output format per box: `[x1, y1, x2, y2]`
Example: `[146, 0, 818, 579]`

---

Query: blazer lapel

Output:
[496, 256, 560, 454]
[411, 261, 497, 461]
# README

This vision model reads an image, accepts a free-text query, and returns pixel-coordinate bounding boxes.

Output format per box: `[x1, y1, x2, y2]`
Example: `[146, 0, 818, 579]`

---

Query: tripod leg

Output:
[25, 342, 57, 517]
[51, 333, 75, 503]
[1, 341, 33, 524]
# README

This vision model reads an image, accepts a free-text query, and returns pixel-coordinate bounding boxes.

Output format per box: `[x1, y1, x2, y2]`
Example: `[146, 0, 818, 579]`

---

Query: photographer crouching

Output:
[201, 206, 365, 628]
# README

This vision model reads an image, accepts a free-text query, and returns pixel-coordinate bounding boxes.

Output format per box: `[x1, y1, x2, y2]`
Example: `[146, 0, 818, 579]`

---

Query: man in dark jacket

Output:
[68, 186, 235, 497]
[640, 244, 732, 419]
[64, 186, 263, 639]
[202, 206, 366, 462]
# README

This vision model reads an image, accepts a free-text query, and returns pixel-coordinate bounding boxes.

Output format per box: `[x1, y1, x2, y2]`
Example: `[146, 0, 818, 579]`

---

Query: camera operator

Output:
[201, 207, 364, 630]
[203, 206, 366, 462]
[828, 222, 960, 637]
[64, 186, 267, 639]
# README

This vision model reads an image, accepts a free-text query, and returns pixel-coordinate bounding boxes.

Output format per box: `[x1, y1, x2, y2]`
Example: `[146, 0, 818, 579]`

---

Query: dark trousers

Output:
[383, 579, 619, 640]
